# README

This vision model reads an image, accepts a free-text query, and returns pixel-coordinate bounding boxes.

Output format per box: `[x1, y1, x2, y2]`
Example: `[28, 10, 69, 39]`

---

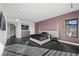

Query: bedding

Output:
[30, 34, 49, 41]
[29, 31, 59, 45]
[30, 33, 50, 45]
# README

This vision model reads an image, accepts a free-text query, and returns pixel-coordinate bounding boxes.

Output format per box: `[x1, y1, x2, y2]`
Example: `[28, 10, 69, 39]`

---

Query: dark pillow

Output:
[41, 32, 48, 35]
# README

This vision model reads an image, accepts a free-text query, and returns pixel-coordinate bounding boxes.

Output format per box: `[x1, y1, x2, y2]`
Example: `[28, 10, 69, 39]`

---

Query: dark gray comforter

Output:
[30, 34, 49, 41]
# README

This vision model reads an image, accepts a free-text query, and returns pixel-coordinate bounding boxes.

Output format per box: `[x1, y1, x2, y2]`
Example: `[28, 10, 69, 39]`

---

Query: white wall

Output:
[0, 5, 7, 46]
[0, 30, 7, 46]
[16, 21, 21, 38]
[0, 4, 7, 55]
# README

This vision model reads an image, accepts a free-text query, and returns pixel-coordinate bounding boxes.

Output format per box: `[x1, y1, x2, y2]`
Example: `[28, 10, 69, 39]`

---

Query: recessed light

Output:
[16, 19, 19, 21]
[57, 10, 61, 12]
[20, 9, 23, 12]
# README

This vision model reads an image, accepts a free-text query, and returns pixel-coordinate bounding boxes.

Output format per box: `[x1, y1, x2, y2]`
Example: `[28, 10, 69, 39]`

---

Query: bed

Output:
[30, 33, 51, 45]
[30, 31, 59, 45]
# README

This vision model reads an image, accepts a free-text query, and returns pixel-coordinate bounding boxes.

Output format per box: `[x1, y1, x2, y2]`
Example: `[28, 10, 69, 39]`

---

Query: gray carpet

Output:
[2, 44, 79, 56]
[3, 44, 49, 56]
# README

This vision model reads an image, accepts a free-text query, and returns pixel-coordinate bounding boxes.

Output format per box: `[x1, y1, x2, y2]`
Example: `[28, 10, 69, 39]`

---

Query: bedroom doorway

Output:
[6, 22, 16, 45]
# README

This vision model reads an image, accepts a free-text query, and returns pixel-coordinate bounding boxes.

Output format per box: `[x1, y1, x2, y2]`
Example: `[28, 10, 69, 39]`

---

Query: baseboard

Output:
[58, 40, 79, 46]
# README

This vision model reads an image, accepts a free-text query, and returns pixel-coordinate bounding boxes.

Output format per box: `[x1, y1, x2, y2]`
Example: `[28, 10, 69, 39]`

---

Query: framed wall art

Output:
[65, 18, 78, 38]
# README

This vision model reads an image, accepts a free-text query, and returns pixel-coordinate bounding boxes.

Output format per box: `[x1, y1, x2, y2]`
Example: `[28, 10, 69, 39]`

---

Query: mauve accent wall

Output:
[35, 10, 79, 44]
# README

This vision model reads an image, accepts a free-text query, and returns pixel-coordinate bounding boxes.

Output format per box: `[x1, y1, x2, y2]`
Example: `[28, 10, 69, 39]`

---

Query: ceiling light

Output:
[57, 10, 61, 12]
[16, 19, 19, 21]
[20, 9, 23, 12]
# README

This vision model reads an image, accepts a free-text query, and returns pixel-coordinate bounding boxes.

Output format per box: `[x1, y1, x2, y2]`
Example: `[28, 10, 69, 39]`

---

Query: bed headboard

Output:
[41, 31, 59, 38]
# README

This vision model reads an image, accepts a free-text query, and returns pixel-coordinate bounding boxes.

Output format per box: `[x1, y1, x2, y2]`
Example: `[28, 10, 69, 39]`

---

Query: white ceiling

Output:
[1, 3, 79, 22]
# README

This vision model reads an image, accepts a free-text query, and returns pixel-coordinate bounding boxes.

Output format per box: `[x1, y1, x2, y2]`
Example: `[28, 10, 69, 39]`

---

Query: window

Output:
[65, 18, 78, 38]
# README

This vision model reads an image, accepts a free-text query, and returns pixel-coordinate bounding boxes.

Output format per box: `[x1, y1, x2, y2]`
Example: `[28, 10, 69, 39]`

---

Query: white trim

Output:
[8, 33, 15, 39]
[30, 36, 50, 45]
[21, 30, 30, 31]
[9, 33, 15, 37]
[58, 40, 79, 46]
